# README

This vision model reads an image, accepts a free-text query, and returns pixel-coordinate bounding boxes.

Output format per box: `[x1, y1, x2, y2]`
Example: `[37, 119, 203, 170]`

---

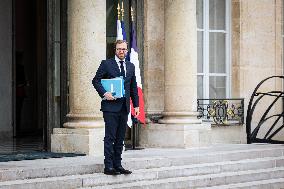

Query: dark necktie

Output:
[119, 61, 125, 78]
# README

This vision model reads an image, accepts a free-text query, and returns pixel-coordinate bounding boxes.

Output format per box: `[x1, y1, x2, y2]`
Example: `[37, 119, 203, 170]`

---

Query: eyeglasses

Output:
[116, 48, 128, 52]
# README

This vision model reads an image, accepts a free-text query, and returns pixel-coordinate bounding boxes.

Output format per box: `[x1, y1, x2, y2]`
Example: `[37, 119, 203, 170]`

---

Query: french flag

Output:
[117, 19, 133, 127]
[117, 18, 144, 126]
[129, 24, 145, 124]
[116, 20, 127, 41]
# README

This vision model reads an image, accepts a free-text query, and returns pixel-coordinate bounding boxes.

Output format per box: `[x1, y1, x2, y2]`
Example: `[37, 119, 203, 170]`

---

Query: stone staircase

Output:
[0, 144, 284, 189]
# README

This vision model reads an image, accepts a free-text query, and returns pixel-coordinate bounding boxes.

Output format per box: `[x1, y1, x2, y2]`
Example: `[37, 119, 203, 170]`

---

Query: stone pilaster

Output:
[51, 0, 106, 155]
[237, 0, 283, 141]
[140, 0, 211, 148]
[143, 0, 165, 122]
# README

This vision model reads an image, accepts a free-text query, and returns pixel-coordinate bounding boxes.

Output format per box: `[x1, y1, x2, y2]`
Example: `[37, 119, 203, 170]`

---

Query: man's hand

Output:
[104, 92, 115, 100]
[134, 107, 140, 117]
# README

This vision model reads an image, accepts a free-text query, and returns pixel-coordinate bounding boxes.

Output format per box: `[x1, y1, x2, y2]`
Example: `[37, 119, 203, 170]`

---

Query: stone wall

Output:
[140, 0, 284, 147]
[232, 0, 283, 141]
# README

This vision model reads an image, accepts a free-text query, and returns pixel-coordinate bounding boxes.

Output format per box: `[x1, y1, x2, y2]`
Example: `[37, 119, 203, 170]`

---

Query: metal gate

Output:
[246, 76, 284, 144]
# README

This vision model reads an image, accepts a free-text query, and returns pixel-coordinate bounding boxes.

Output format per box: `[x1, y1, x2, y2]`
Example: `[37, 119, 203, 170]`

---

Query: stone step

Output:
[198, 178, 284, 189]
[1, 156, 284, 189]
[1, 145, 284, 182]
[82, 157, 284, 188]
[81, 167, 284, 189]
[125, 145, 284, 170]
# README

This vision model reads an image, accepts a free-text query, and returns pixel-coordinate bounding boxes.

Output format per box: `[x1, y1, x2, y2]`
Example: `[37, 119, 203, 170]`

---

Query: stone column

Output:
[143, 0, 165, 122]
[140, 0, 211, 148]
[51, 0, 106, 155]
[160, 0, 199, 123]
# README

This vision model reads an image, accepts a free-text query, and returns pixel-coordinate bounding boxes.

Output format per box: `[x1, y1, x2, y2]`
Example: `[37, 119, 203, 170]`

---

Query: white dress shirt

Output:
[115, 56, 126, 77]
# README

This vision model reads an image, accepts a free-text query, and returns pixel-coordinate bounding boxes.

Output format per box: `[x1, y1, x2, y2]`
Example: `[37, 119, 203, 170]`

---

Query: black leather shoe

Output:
[115, 166, 132, 174]
[104, 168, 121, 175]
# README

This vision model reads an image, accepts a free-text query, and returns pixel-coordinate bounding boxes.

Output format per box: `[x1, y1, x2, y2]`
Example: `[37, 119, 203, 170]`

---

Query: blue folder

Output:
[101, 77, 125, 98]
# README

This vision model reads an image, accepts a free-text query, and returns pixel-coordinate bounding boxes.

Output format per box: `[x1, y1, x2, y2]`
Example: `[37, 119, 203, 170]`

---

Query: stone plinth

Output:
[51, 128, 104, 156]
[140, 123, 211, 148]
[210, 125, 246, 144]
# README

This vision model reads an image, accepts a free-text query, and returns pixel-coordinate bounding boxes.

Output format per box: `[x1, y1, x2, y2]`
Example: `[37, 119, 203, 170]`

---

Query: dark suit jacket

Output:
[92, 58, 139, 113]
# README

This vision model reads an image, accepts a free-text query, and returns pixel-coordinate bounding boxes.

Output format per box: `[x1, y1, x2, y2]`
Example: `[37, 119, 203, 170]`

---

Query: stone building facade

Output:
[51, 0, 284, 155]
[0, 0, 282, 155]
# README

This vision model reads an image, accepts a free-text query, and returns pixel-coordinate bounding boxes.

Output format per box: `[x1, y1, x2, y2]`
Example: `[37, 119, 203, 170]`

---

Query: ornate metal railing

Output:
[197, 98, 244, 125]
[246, 76, 284, 144]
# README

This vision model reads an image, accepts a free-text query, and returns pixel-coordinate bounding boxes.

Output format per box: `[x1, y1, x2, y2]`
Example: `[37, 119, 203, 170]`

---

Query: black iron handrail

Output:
[246, 75, 284, 144]
[197, 98, 244, 125]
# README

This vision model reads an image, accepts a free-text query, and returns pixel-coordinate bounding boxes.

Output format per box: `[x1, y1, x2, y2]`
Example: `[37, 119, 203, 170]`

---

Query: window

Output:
[197, 0, 231, 99]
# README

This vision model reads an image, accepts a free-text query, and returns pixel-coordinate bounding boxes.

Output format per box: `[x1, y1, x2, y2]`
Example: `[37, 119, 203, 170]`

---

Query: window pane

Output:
[209, 76, 226, 98]
[209, 32, 226, 73]
[196, 0, 203, 29]
[209, 0, 225, 30]
[198, 76, 203, 99]
[197, 31, 203, 73]
[106, 0, 116, 37]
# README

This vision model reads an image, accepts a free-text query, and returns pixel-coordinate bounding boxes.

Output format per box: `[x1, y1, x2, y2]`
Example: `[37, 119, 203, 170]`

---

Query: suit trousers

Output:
[103, 98, 128, 169]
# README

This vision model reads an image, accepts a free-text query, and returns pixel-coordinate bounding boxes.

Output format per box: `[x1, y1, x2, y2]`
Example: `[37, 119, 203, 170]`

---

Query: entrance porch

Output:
[0, 144, 284, 188]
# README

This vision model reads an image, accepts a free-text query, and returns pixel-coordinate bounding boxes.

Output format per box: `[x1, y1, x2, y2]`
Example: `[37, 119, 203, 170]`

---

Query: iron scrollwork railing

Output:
[246, 76, 284, 144]
[197, 98, 244, 125]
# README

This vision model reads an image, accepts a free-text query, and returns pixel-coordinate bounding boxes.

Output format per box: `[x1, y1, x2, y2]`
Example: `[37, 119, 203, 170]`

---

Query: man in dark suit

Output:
[92, 40, 140, 175]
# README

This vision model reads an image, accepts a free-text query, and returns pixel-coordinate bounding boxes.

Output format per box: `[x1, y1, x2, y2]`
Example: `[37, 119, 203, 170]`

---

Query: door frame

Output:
[46, 0, 68, 151]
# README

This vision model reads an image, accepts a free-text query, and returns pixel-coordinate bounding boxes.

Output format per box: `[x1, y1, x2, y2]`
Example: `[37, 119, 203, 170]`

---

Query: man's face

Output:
[115, 42, 128, 60]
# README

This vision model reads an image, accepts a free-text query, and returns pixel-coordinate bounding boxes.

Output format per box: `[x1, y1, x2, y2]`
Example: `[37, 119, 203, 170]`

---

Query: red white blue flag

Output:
[129, 24, 145, 124]
[116, 11, 144, 126]
[116, 20, 127, 41]
[117, 17, 133, 127]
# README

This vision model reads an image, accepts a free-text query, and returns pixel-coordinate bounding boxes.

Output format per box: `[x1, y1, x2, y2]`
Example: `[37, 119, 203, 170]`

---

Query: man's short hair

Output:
[114, 40, 128, 49]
